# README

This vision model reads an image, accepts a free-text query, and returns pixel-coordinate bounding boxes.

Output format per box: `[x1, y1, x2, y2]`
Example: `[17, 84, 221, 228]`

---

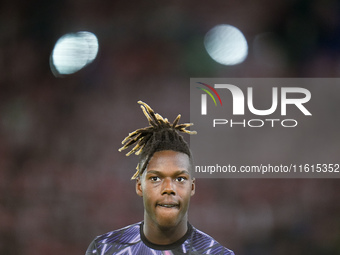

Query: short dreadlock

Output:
[119, 101, 197, 179]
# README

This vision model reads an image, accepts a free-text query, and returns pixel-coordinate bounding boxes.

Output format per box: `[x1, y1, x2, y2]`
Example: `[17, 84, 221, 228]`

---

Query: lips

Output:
[157, 202, 179, 209]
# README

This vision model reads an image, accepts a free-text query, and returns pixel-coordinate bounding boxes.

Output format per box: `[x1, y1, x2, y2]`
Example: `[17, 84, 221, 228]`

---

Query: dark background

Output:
[1, 0, 339, 254]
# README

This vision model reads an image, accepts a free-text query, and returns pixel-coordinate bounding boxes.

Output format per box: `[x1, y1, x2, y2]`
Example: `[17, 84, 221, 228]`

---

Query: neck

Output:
[143, 216, 188, 245]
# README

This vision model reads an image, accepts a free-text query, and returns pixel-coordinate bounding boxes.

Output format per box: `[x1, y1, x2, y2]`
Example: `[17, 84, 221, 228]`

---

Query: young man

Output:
[86, 101, 234, 255]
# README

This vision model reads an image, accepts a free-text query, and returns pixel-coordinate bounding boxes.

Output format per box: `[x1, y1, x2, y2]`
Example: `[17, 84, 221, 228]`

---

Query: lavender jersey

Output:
[86, 222, 234, 255]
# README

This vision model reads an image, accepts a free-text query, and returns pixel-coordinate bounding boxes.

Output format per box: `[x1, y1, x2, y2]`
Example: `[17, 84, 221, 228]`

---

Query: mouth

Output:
[157, 203, 179, 209]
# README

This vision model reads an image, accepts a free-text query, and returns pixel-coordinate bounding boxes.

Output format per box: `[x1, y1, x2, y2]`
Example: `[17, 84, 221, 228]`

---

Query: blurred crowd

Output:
[1, 0, 340, 254]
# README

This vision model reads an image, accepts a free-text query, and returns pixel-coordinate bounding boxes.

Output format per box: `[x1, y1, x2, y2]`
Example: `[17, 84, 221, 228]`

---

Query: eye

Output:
[176, 177, 187, 182]
[150, 176, 160, 182]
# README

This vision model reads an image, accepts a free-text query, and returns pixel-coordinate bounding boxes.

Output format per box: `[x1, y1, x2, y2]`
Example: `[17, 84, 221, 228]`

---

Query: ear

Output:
[136, 178, 143, 197]
[190, 178, 196, 196]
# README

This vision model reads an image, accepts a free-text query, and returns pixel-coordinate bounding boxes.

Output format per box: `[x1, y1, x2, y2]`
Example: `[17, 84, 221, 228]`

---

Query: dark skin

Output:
[136, 150, 196, 245]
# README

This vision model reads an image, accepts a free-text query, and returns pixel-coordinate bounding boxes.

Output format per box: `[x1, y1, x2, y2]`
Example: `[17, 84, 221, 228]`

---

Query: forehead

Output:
[145, 150, 191, 173]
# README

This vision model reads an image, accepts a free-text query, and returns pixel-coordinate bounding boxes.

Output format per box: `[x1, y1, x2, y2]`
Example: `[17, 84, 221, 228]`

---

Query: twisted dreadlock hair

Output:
[119, 101, 197, 179]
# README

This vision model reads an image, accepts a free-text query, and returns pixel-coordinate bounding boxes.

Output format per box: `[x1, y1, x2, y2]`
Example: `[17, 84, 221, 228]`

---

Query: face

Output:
[136, 150, 195, 230]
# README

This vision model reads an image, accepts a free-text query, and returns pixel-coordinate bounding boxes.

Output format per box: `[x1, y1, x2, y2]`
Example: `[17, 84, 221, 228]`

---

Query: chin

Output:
[156, 215, 184, 230]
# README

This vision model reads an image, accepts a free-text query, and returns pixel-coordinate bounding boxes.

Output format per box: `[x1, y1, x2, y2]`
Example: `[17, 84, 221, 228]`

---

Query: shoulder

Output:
[94, 222, 141, 244]
[86, 222, 142, 255]
[189, 225, 235, 255]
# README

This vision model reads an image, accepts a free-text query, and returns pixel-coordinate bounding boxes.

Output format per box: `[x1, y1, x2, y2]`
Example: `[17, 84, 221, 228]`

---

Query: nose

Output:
[162, 178, 176, 195]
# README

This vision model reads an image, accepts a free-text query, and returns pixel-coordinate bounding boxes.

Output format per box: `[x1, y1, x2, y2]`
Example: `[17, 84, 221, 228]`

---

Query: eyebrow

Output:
[146, 170, 190, 176]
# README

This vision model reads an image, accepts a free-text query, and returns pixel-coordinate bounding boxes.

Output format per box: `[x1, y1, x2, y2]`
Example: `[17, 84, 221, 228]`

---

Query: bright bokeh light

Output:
[50, 31, 99, 77]
[204, 24, 248, 65]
